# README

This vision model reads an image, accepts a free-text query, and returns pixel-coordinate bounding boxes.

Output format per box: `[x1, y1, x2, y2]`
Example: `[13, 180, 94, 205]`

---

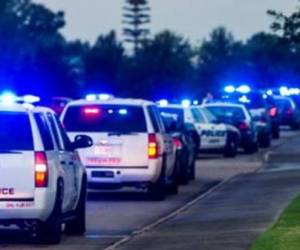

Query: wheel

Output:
[37, 181, 63, 244]
[168, 162, 179, 195]
[65, 177, 87, 235]
[224, 137, 238, 158]
[177, 152, 189, 185]
[272, 124, 280, 139]
[189, 159, 196, 180]
[259, 133, 271, 148]
[148, 160, 167, 201]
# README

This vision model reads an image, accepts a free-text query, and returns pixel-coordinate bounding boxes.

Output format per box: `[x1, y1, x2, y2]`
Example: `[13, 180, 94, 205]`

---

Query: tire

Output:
[272, 124, 280, 139]
[177, 152, 189, 185]
[148, 160, 167, 201]
[168, 163, 179, 195]
[259, 133, 271, 148]
[37, 181, 63, 244]
[65, 177, 87, 235]
[189, 159, 196, 180]
[224, 136, 238, 158]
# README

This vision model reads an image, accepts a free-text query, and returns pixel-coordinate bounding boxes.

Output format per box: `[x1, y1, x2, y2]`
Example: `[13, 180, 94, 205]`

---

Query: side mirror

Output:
[73, 135, 93, 149]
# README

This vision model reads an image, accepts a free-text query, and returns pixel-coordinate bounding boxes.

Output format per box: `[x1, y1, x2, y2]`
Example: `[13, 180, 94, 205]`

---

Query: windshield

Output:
[0, 112, 33, 151]
[206, 106, 246, 121]
[63, 105, 147, 133]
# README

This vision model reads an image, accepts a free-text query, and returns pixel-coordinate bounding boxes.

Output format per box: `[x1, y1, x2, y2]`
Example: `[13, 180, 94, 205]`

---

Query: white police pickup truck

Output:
[0, 94, 93, 244]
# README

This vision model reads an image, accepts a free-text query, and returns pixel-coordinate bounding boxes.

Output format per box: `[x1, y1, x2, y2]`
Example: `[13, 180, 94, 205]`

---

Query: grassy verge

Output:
[251, 195, 300, 250]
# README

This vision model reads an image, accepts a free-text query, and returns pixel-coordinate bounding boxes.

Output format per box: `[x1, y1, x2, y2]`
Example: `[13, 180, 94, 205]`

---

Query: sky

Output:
[34, 0, 298, 44]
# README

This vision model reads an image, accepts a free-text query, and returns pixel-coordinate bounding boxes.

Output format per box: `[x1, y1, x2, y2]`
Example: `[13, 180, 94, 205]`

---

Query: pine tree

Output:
[123, 0, 151, 52]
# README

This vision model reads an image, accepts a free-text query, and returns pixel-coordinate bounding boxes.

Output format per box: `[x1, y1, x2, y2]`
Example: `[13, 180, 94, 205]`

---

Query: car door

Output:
[149, 106, 175, 177]
[47, 113, 77, 211]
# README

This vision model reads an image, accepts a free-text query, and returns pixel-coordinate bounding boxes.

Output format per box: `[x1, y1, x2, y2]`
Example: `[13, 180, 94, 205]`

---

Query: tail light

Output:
[238, 122, 249, 130]
[286, 108, 293, 115]
[35, 152, 48, 188]
[269, 107, 277, 117]
[173, 137, 182, 150]
[148, 134, 161, 159]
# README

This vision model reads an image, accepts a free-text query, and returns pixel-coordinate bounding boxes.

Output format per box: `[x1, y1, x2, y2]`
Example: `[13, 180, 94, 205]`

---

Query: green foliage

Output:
[268, 1, 300, 43]
[251, 195, 300, 250]
[126, 30, 195, 99]
[84, 31, 125, 95]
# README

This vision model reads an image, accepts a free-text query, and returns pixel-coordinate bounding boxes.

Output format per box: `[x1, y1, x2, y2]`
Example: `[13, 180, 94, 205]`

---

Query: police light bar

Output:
[85, 94, 114, 101]
[0, 92, 40, 105]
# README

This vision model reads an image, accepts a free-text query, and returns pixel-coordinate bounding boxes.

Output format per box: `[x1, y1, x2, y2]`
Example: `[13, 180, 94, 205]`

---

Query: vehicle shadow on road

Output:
[0, 229, 37, 245]
[87, 190, 156, 202]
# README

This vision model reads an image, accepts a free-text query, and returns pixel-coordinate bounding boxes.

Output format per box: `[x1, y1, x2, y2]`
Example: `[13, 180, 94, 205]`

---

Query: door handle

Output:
[69, 162, 74, 166]
[60, 161, 66, 165]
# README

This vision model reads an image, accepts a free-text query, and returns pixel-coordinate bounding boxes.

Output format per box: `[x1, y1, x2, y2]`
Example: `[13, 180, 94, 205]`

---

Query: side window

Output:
[147, 106, 160, 133]
[54, 116, 73, 151]
[47, 113, 63, 150]
[34, 113, 55, 151]
[152, 106, 165, 133]
[191, 108, 205, 123]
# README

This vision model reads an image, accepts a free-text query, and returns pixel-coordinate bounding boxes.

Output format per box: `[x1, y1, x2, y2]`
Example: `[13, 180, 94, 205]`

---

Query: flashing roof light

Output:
[193, 100, 199, 105]
[181, 99, 191, 107]
[23, 95, 40, 104]
[99, 94, 113, 101]
[0, 92, 17, 105]
[289, 88, 300, 95]
[158, 99, 169, 107]
[279, 86, 289, 96]
[266, 89, 273, 96]
[236, 85, 251, 94]
[224, 85, 235, 93]
[238, 95, 251, 104]
[86, 94, 97, 101]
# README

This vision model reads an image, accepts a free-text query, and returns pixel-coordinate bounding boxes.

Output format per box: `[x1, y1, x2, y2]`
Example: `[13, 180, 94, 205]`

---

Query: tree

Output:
[0, 0, 75, 97]
[196, 27, 243, 93]
[268, 1, 300, 43]
[126, 30, 195, 99]
[123, 0, 151, 53]
[84, 31, 125, 95]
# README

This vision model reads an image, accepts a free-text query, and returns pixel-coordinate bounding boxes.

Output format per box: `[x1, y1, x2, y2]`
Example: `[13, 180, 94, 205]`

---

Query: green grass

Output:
[251, 195, 300, 250]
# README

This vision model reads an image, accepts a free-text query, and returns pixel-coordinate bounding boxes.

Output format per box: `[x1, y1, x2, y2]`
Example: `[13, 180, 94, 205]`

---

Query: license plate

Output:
[209, 139, 220, 143]
[92, 171, 114, 178]
[86, 157, 121, 165]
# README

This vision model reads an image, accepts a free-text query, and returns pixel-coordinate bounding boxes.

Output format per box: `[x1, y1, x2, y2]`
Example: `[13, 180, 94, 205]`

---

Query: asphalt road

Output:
[0, 130, 297, 250]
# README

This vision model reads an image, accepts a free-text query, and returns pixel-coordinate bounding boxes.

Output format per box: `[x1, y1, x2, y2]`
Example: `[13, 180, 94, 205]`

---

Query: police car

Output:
[0, 93, 93, 244]
[61, 95, 178, 200]
[158, 101, 240, 158]
[204, 102, 259, 154]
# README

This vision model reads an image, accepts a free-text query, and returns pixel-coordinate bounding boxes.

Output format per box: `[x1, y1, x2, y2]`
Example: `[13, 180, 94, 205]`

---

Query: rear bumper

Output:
[0, 189, 56, 224]
[86, 160, 163, 188]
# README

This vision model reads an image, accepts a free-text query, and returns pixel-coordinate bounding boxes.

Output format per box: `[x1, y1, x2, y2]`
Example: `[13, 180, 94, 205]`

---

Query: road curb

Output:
[103, 175, 239, 250]
[103, 132, 297, 250]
